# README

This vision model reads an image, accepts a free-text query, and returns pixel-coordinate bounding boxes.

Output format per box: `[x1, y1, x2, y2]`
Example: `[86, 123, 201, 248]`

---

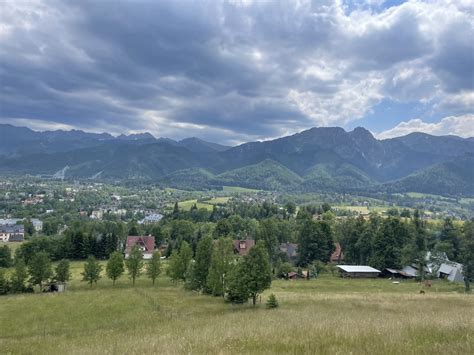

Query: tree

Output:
[167, 240, 194, 283]
[0, 269, 9, 295]
[437, 218, 461, 260]
[126, 246, 143, 286]
[401, 210, 427, 280]
[189, 235, 213, 291]
[28, 251, 52, 291]
[10, 259, 28, 293]
[460, 219, 474, 292]
[55, 259, 71, 283]
[207, 237, 234, 297]
[266, 294, 279, 309]
[0, 245, 12, 268]
[227, 242, 272, 306]
[81, 255, 102, 287]
[298, 220, 334, 265]
[146, 251, 162, 285]
[106, 252, 124, 286]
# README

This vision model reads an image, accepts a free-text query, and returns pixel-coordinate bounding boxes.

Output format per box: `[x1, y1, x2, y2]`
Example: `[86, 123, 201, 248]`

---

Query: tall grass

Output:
[1, 262, 473, 354]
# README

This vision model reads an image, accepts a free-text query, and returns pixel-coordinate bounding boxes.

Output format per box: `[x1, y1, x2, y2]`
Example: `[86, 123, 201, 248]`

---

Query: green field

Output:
[1, 262, 473, 354]
[222, 185, 260, 193]
[176, 199, 214, 211]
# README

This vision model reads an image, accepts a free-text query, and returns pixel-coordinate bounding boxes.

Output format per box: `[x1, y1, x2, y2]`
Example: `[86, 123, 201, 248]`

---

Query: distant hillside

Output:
[385, 155, 474, 196]
[0, 124, 473, 196]
[217, 159, 303, 191]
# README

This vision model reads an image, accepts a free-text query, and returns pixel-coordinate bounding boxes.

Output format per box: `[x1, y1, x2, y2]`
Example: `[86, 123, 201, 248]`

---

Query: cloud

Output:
[376, 114, 474, 139]
[0, 0, 472, 144]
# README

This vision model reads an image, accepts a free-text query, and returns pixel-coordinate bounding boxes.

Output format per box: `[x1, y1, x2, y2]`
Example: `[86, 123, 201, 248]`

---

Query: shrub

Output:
[266, 293, 279, 309]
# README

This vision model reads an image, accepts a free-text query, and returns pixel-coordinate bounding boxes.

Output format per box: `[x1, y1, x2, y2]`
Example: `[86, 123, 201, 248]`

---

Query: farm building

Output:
[233, 239, 255, 256]
[438, 262, 464, 282]
[125, 235, 155, 259]
[287, 271, 305, 280]
[382, 268, 415, 279]
[337, 265, 381, 278]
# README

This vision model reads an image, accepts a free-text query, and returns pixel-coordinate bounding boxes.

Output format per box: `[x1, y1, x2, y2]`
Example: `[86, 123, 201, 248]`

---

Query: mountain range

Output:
[0, 124, 472, 196]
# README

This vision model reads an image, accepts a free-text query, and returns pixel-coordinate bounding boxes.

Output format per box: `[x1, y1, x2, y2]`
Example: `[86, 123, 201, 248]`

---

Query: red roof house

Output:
[330, 243, 344, 263]
[233, 239, 255, 256]
[125, 235, 155, 259]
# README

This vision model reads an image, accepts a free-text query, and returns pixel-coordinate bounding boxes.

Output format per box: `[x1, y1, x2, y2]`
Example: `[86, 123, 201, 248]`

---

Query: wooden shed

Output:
[337, 265, 381, 278]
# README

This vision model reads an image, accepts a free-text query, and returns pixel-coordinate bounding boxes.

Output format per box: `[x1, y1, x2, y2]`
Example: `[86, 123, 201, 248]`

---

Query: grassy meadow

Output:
[1, 261, 473, 354]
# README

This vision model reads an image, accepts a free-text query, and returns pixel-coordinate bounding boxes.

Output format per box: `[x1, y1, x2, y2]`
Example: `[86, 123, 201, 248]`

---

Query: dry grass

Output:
[1, 264, 473, 354]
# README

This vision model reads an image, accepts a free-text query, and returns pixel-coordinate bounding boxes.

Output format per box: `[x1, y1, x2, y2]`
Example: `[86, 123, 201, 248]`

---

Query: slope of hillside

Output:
[385, 155, 474, 196]
[217, 159, 303, 191]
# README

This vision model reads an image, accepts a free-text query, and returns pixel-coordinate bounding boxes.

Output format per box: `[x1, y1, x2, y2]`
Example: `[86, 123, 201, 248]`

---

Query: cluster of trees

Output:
[167, 236, 272, 305]
[81, 247, 162, 287]
[0, 252, 70, 295]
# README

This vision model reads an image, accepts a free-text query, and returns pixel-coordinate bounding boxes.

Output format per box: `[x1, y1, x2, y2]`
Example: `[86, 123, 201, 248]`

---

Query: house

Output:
[0, 224, 25, 242]
[337, 265, 381, 278]
[233, 239, 255, 256]
[330, 243, 344, 263]
[0, 218, 42, 232]
[279, 242, 298, 262]
[125, 235, 155, 259]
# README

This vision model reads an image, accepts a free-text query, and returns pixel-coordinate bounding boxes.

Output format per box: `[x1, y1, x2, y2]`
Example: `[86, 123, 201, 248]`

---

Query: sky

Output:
[0, 0, 473, 145]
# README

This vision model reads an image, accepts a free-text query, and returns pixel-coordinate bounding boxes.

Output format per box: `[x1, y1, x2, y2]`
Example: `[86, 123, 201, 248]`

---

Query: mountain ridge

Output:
[0, 124, 472, 196]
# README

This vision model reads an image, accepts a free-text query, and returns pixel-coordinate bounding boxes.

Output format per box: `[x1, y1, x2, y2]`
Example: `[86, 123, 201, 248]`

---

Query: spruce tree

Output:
[106, 252, 124, 286]
[0, 245, 12, 268]
[126, 246, 143, 286]
[266, 294, 279, 309]
[81, 255, 102, 287]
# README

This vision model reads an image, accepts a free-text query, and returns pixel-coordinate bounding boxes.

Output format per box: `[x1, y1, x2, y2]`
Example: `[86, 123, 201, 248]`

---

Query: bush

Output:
[266, 294, 279, 309]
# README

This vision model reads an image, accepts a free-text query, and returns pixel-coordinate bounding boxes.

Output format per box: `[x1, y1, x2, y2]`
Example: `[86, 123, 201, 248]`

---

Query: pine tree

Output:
[126, 246, 143, 286]
[146, 251, 162, 285]
[266, 294, 279, 309]
[81, 255, 102, 287]
[11, 259, 28, 293]
[55, 259, 71, 283]
[28, 251, 52, 291]
[106, 252, 124, 286]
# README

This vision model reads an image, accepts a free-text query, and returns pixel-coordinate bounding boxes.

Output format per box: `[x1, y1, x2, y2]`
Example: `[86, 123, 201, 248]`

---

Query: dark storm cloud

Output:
[0, 0, 472, 143]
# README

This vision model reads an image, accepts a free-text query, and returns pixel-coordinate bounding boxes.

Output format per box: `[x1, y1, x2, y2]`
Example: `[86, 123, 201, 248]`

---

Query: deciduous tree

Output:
[106, 252, 124, 286]
[126, 246, 143, 286]
[81, 255, 102, 287]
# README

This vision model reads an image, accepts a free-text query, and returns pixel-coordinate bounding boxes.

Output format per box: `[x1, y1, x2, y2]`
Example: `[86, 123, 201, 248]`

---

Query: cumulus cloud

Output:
[376, 115, 474, 139]
[0, 0, 472, 143]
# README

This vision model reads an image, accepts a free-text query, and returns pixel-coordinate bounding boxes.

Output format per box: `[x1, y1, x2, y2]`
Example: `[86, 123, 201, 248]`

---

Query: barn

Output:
[337, 265, 381, 278]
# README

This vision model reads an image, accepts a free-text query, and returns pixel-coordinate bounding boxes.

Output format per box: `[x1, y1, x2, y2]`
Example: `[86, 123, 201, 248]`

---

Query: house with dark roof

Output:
[279, 242, 298, 263]
[233, 239, 255, 256]
[125, 235, 155, 259]
[0, 224, 25, 242]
